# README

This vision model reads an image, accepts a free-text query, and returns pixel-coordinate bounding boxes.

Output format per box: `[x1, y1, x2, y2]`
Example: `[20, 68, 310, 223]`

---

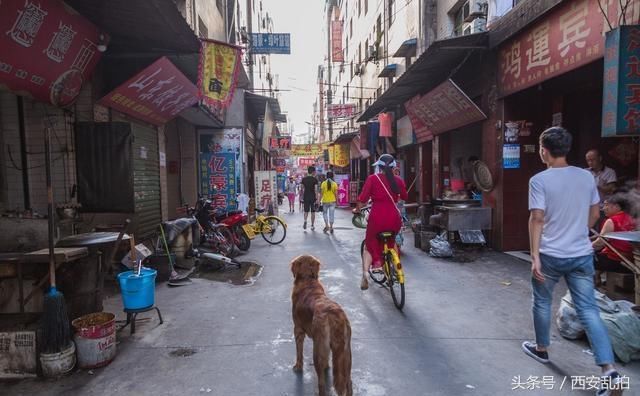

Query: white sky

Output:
[263, 0, 326, 138]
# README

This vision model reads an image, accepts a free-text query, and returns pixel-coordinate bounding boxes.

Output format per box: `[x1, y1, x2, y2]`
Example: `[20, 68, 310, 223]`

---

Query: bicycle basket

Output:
[352, 213, 367, 229]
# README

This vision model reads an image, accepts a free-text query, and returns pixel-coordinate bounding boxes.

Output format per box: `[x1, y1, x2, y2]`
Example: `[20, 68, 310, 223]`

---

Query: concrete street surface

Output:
[5, 206, 640, 395]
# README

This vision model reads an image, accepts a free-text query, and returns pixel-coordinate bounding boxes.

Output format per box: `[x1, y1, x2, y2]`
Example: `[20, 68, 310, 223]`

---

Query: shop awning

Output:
[65, 0, 200, 53]
[393, 38, 417, 58]
[178, 104, 224, 128]
[245, 92, 287, 124]
[357, 32, 489, 122]
[378, 64, 398, 78]
[333, 131, 359, 145]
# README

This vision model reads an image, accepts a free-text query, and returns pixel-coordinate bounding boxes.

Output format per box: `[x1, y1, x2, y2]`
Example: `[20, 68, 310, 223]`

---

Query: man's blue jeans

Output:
[532, 253, 614, 366]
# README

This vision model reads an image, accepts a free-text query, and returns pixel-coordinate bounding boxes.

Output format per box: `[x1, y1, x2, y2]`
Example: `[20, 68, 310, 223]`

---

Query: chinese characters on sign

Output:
[254, 171, 277, 212]
[250, 33, 291, 54]
[200, 152, 237, 210]
[327, 103, 355, 119]
[498, 0, 640, 96]
[331, 20, 344, 62]
[198, 39, 242, 109]
[404, 95, 433, 143]
[269, 136, 292, 151]
[99, 57, 198, 125]
[330, 144, 350, 168]
[503, 144, 521, 169]
[291, 143, 328, 157]
[602, 26, 640, 136]
[407, 79, 486, 135]
[0, 0, 104, 106]
[297, 157, 316, 168]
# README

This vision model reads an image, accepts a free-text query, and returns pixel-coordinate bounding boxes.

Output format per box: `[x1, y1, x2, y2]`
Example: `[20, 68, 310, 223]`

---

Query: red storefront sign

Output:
[498, 0, 640, 96]
[298, 157, 315, 168]
[331, 20, 344, 62]
[0, 0, 103, 106]
[269, 136, 291, 151]
[407, 79, 486, 135]
[99, 57, 199, 125]
[328, 103, 355, 119]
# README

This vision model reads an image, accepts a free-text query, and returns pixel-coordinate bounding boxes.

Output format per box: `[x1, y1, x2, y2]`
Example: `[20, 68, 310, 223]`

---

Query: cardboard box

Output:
[121, 243, 152, 269]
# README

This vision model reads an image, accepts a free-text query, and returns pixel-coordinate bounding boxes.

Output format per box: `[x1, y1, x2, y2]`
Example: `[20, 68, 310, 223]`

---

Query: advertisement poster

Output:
[199, 152, 237, 210]
[334, 174, 350, 207]
[200, 128, 242, 193]
[503, 144, 521, 169]
[254, 170, 278, 214]
[331, 144, 350, 168]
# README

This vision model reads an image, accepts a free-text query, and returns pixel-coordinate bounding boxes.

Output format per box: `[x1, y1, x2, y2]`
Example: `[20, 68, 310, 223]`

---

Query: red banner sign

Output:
[99, 57, 198, 125]
[331, 20, 344, 62]
[0, 0, 103, 106]
[298, 157, 316, 168]
[269, 136, 291, 151]
[328, 103, 355, 119]
[407, 79, 486, 135]
[498, 0, 640, 96]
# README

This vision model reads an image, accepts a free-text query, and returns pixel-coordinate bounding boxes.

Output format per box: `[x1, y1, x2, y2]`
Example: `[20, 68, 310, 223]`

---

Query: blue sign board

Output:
[199, 152, 237, 210]
[503, 144, 520, 169]
[602, 25, 640, 137]
[250, 33, 291, 54]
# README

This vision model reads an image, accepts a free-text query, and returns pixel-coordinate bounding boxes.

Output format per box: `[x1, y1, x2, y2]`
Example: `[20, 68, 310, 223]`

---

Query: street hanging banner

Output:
[254, 170, 277, 213]
[198, 39, 242, 109]
[199, 152, 237, 210]
[327, 103, 355, 119]
[331, 20, 344, 62]
[330, 143, 350, 168]
[291, 143, 329, 157]
[498, 0, 640, 97]
[0, 0, 104, 107]
[99, 57, 198, 125]
[409, 79, 486, 135]
[602, 25, 640, 136]
[250, 33, 291, 54]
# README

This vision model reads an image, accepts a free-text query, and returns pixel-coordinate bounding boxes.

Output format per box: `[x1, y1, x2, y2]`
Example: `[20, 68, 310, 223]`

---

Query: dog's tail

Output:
[330, 314, 352, 396]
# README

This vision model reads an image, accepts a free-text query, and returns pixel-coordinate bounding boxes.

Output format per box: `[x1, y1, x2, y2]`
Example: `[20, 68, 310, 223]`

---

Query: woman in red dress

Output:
[353, 154, 408, 290]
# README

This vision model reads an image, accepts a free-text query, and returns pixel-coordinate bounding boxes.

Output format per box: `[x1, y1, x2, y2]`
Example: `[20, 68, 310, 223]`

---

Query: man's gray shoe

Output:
[596, 371, 624, 396]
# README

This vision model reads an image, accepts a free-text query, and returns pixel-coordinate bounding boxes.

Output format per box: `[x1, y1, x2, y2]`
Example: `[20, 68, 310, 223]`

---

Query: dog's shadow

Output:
[293, 366, 332, 395]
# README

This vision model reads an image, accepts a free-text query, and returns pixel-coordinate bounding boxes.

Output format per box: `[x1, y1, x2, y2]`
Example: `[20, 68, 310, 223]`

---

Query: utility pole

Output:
[246, 0, 254, 89]
[326, 2, 334, 141]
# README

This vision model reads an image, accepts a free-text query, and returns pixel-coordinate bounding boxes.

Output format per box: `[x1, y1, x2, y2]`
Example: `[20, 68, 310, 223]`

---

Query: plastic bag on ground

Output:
[556, 292, 585, 340]
[429, 232, 453, 258]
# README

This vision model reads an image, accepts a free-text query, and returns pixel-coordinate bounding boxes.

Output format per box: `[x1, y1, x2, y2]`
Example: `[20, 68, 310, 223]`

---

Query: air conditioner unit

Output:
[366, 45, 378, 62]
[462, 0, 489, 24]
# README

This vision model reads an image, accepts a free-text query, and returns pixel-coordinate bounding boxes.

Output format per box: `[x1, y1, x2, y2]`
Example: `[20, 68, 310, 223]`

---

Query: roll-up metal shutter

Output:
[131, 123, 161, 239]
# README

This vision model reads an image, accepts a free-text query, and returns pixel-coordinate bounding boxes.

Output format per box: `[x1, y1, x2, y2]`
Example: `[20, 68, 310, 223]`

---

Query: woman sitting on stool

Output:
[592, 194, 636, 285]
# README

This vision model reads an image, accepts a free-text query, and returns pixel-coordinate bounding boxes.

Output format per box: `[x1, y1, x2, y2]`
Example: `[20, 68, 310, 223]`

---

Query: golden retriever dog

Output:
[290, 255, 353, 396]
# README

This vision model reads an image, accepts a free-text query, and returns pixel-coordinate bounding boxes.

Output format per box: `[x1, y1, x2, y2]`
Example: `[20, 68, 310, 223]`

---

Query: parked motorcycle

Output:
[212, 208, 251, 251]
[187, 196, 235, 257]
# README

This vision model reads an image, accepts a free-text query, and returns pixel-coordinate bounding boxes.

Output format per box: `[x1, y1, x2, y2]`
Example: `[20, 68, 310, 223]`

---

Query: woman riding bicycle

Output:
[353, 154, 408, 290]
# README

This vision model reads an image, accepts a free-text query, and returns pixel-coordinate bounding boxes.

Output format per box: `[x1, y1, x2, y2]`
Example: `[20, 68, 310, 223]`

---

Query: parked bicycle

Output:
[354, 206, 406, 310]
[242, 208, 287, 245]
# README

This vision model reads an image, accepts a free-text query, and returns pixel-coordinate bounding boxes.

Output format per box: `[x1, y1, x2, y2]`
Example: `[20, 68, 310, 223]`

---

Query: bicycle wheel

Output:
[260, 216, 287, 245]
[216, 226, 236, 257]
[385, 253, 405, 310]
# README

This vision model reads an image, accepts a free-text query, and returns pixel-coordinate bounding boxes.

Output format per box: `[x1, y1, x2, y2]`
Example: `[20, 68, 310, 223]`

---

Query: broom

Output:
[41, 127, 71, 354]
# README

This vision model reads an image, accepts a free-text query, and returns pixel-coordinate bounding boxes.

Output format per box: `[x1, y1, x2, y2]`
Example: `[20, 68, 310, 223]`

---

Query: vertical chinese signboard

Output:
[200, 152, 237, 210]
[602, 26, 640, 136]
[0, 0, 103, 106]
[200, 128, 243, 194]
[254, 170, 277, 214]
[498, 0, 640, 96]
[331, 20, 344, 62]
[334, 174, 350, 207]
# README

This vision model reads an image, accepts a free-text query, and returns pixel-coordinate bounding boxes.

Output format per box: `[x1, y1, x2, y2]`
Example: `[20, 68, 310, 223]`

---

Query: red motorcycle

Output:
[212, 208, 251, 252]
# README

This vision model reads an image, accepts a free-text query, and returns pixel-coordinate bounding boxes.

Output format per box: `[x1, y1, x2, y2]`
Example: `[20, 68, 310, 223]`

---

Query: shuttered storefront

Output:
[131, 123, 161, 239]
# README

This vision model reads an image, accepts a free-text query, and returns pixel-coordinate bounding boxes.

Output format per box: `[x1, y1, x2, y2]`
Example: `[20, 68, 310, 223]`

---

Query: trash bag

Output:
[556, 292, 585, 340]
[429, 232, 453, 257]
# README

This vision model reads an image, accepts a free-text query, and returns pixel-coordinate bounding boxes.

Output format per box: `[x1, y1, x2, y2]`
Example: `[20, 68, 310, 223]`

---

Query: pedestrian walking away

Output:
[321, 171, 338, 234]
[286, 176, 298, 214]
[300, 166, 320, 231]
[353, 154, 408, 291]
[525, 127, 624, 396]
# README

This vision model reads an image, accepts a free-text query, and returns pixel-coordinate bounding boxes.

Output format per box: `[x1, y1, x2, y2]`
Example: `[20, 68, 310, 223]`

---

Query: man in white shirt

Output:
[523, 127, 623, 396]
[585, 149, 617, 205]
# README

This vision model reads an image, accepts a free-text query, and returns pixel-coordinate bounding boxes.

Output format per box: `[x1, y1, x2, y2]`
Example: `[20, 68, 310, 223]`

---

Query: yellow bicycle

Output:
[242, 208, 287, 245]
[354, 207, 405, 310]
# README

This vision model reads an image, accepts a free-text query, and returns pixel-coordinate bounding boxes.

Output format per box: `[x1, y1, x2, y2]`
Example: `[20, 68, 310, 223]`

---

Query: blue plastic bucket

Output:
[117, 268, 157, 310]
